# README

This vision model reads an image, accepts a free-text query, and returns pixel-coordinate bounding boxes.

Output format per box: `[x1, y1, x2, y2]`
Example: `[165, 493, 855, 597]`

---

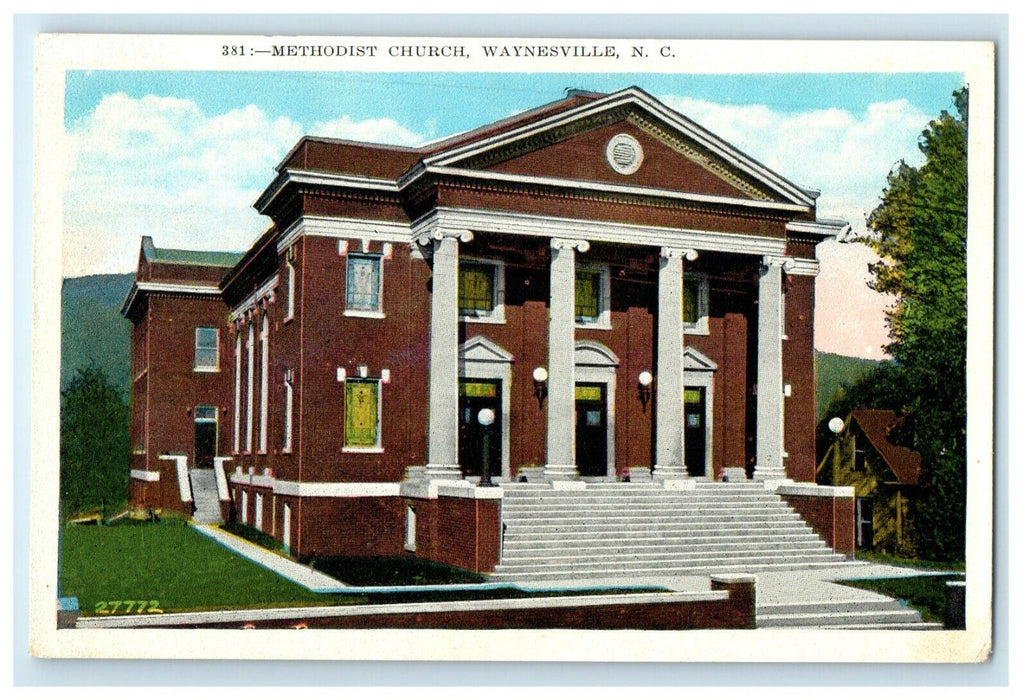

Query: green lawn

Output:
[59, 520, 336, 615]
[61, 520, 656, 617]
[855, 549, 966, 572]
[839, 575, 965, 623]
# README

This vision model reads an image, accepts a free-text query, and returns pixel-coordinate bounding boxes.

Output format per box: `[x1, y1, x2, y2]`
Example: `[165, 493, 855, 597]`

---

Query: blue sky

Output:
[61, 69, 964, 357]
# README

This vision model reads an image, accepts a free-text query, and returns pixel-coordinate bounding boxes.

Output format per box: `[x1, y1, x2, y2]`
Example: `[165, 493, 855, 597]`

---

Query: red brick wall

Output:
[783, 273, 817, 482]
[173, 579, 755, 630]
[783, 493, 855, 556]
[406, 496, 501, 573]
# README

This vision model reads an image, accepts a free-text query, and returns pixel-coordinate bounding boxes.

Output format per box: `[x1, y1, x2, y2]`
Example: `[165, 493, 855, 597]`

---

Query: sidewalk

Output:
[192, 524, 348, 592]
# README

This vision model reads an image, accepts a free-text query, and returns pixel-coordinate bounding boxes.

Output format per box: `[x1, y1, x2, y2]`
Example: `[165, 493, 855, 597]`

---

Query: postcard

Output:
[29, 32, 995, 664]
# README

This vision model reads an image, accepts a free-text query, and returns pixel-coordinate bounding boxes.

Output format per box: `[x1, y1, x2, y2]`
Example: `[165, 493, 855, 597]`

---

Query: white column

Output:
[421, 229, 473, 481]
[652, 247, 689, 480]
[544, 238, 589, 480]
[754, 256, 787, 481]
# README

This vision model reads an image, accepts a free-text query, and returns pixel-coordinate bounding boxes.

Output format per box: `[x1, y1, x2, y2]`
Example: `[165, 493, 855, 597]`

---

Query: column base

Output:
[543, 464, 578, 481]
[751, 465, 789, 485]
[651, 465, 689, 481]
[422, 463, 466, 483]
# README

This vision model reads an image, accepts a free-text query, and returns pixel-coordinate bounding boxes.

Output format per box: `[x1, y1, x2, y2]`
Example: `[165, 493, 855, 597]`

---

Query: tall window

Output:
[458, 259, 504, 322]
[344, 379, 380, 449]
[283, 369, 294, 454]
[233, 333, 242, 453]
[194, 327, 219, 371]
[346, 254, 382, 313]
[245, 322, 255, 453]
[285, 260, 296, 321]
[258, 314, 269, 454]
[574, 265, 609, 326]
[683, 273, 710, 335]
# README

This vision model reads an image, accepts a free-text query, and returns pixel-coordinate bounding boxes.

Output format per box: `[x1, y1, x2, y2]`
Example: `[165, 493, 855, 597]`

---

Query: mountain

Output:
[61, 273, 134, 395]
[814, 351, 883, 420]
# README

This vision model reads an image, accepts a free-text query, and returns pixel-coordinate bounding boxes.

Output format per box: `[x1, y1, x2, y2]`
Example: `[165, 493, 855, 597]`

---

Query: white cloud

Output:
[660, 94, 933, 358]
[62, 94, 424, 277]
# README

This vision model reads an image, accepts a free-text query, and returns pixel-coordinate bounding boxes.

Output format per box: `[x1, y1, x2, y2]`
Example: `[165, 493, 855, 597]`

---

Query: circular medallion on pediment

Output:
[605, 133, 643, 175]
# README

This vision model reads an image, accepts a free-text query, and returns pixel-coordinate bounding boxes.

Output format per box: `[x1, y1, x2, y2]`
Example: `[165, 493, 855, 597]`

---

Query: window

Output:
[194, 327, 219, 371]
[458, 259, 505, 322]
[344, 378, 381, 449]
[258, 315, 269, 454]
[575, 265, 610, 327]
[345, 254, 382, 314]
[683, 273, 709, 335]
[285, 260, 296, 321]
[233, 333, 242, 453]
[283, 369, 294, 453]
[854, 436, 867, 472]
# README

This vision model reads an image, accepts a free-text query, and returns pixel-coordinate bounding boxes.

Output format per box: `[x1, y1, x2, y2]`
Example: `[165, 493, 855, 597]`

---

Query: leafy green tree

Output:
[859, 88, 968, 561]
[60, 365, 130, 519]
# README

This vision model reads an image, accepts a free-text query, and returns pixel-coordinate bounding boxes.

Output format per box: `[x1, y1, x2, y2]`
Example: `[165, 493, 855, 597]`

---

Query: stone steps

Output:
[756, 599, 939, 629]
[492, 481, 846, 582]
[188, 469, 223, 525]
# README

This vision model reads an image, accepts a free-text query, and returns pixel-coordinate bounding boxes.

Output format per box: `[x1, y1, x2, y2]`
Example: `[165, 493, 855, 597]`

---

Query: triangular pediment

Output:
[424, 87, 813, 208]
[683, 345, 717, 372]
[459, 335, 514, 364]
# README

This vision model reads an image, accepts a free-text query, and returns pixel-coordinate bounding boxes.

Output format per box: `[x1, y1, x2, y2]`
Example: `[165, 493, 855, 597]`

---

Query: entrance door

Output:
[575, 383, 607, 477]
[458, 379, 502, 479]
[194, 405, 218, 468]
[684, 387, 706, 477]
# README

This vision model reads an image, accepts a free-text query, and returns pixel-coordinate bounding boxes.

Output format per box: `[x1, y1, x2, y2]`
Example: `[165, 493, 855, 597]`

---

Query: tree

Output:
[60, 365, 130, 519]
[859, 88, 968, 561]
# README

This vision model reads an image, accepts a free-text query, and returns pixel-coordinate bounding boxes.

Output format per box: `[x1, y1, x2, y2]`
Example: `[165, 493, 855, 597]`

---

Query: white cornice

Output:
[254, 169, 400, 214]
[273, 480, 401, 498]
[120, 281, 222, 317]
[786, 219, 852, 240]
[277, 215, 412, 253]
[228, 274, 280, 322]
[414, 207, 788, 257]
[418, 166, 810, 215]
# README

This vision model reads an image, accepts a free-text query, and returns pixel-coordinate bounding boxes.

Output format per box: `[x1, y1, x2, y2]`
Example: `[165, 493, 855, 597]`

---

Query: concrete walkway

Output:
[192, 524, 348, 592]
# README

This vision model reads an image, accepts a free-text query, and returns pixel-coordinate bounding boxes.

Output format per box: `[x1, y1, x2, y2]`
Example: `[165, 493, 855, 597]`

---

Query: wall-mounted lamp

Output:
[532, 366, 548, 409]
[637, 370, 653, 409]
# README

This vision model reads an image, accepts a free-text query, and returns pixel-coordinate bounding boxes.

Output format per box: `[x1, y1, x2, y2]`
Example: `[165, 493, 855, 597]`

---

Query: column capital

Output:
[660, 246, 698, 261]
[550, 238, 590, 253]
[761, 255, 792, 270]
[416, 228, 474, 247]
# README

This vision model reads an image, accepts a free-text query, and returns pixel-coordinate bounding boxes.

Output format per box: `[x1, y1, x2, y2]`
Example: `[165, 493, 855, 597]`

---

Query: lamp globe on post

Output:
[637, 370, 653, 409]
[477, 408, 496, 487]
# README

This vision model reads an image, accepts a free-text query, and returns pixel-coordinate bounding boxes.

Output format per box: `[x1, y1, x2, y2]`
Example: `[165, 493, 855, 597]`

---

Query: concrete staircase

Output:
[757, 599, 943, 629]
[491, 481, 851, 582]
[188, 469, 223, 525]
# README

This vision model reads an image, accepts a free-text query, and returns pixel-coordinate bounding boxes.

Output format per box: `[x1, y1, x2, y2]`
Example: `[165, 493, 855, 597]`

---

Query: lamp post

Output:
[532, 366, 548, 409]
[637, 370, 653, 409]
[477, 408, 496, 487]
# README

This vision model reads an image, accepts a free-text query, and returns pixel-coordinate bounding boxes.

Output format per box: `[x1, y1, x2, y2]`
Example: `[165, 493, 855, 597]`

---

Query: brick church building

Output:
[123, 86, 855, 577]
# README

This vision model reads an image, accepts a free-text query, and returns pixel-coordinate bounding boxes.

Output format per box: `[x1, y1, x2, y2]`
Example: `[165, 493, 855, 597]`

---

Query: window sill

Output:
[344, 309, 386, 319]
[576, 321, 612, 330]
[683, 324, 710, 337]
[460, 315, 506, 325]
[341, 446, 385, 454]
[283, 314, 294, 324]
[194, 367, 220, 373]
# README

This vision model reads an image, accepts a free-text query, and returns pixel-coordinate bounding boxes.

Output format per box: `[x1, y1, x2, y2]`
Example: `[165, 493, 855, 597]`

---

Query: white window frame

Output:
[254, 492, 264, 531]
[341, 377, 384, 453]
[284, 260, 296, 323]
[233, 332, 242, 454]
[682, 272, 710, 336]
[258, 314, 270, 455]
[194, 327, 219, 372]
[344, 252, 385, 319]
[458, 257, 505, 324]
[245, 322, 255, 454]
[283, 369, 294, 454]
[574, 263, 611, 329]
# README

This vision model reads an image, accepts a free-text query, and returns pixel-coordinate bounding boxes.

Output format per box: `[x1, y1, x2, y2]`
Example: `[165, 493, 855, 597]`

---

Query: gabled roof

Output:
[850, 409, 923, 486]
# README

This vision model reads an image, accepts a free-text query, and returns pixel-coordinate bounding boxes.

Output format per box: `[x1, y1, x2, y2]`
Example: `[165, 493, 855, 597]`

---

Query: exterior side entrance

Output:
[685, 387, 707, 477]
[575, 383, 607, 477]
[194, 405, 218, 468]
[459, 379, 502, 478]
